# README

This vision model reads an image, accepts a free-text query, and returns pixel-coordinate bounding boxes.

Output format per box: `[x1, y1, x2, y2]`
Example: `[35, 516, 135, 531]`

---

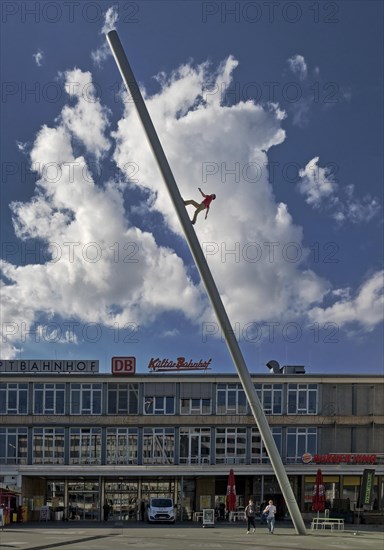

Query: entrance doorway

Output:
[105, 480, 138, 521]
[140, 478, 177, 520]
[68, 480, 99, 520]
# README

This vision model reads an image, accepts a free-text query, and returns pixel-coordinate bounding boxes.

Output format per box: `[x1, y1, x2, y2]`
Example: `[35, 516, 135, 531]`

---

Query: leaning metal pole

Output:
[107, 30, 306, 535]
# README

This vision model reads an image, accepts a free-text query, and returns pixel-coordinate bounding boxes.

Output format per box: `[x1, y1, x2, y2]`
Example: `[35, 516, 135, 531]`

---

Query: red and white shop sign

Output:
[112, 357, 136, 375]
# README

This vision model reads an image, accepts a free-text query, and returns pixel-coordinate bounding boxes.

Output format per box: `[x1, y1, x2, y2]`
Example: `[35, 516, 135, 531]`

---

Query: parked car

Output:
[147, 497, 175, 524]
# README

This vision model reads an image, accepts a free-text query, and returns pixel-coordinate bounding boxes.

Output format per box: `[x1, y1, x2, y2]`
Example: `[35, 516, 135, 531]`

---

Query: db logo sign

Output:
[112, 357, 136, 375]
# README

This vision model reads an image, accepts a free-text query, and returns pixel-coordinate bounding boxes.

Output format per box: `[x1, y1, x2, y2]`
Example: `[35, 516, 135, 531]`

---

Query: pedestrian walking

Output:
[103, 501, 110, 522]
[263, 499, 277, 534]
[244, 498, 257, 534]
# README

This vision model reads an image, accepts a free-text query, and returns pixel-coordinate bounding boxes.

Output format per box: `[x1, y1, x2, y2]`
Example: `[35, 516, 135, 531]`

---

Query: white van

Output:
[147, 497, 175, 523]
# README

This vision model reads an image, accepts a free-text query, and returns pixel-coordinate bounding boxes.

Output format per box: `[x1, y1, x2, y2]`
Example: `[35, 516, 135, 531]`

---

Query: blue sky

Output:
[1, 1, 383, 375]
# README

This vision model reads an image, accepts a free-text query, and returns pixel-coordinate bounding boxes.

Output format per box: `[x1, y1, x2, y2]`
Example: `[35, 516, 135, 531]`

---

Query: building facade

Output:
[0, 359, 383, 523]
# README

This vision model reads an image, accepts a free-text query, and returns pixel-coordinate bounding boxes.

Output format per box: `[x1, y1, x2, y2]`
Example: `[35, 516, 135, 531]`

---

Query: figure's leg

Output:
[191, 203, 206, 224]
[184, 199, 200, 208]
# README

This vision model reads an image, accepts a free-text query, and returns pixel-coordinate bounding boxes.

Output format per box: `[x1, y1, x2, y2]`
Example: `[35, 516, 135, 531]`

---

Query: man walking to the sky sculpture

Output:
[184, 188, 216, 224]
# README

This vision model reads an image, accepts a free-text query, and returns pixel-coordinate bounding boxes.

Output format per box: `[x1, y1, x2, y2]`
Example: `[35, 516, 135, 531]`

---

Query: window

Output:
[215, 427, 247, 464]
[216, 384, 247, 415]
[287, 384, 318, 414]
[70, 384, 102, 414]
[106, 428, 138, 465]
[69, 428, 101, 464]
[0, 384, 28, 414]
[33, 428, 65, 464]
[107, 383, 139, 414]
[180, 398, 211, 415]
[0, 428, 28, 464]
[33, 384, 65, 414]
[255, 384, 282, 414]
[142, 428, 175, 464]
[286, 427, 317, 463]
[144, 396, 175, 415]
[251, 427, 282, 463]
[179, 428, 211, 464]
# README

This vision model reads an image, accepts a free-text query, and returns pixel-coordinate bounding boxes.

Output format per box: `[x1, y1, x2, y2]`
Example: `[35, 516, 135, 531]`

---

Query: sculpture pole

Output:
[107, 29, 306, 535]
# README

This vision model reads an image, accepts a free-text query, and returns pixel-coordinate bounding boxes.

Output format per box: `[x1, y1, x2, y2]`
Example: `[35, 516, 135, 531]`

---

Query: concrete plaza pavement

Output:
[1, 522, 383, 550]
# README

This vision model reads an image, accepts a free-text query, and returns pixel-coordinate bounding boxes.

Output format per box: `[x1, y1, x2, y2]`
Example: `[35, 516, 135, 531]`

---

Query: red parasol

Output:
[226, 468, 237, 512]
[312, 468, 326, 515]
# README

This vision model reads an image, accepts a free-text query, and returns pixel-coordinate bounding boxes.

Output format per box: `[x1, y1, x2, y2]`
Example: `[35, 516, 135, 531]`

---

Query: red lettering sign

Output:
[313, 453, 377, 465]
[112, 357, 136, 375]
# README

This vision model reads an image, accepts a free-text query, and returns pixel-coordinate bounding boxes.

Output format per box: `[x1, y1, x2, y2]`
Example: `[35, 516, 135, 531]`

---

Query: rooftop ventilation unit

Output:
[282, 365, 306, 374]
[266, 360, 282, 374]
[266, 361, 306, 374]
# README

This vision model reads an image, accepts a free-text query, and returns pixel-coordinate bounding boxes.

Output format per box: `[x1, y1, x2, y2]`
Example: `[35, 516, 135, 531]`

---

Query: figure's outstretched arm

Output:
[198, 187, 206, 197]
[205, 207, 210, 219]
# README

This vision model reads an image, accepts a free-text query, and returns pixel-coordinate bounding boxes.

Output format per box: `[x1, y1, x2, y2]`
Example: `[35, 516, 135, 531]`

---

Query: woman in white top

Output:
[263, 499, 277, 534]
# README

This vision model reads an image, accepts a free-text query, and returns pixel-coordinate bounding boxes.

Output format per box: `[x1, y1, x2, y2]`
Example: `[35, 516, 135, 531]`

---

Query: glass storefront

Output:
[68, 480, 99, 521]
[141, 479, 176, 501]
[342, 475, 361, 509]
[105, 480, 138, 520]
[46, 481, 65, 518]
[23, 473, 384, 522]
[304, 475, 340, 512]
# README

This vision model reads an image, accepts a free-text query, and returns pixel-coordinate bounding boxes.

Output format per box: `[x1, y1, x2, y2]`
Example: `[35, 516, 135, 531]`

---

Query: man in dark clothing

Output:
[244, 498, 257, 534]
[103, 501, 110, 521]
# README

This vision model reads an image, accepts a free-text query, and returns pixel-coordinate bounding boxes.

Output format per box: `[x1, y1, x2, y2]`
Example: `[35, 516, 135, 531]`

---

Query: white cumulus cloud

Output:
[1, 68, 203, 358]
[91, 5, 119, 66]
[33, 49, 44, 67]
[309, 271, 384, 331]
[287, 54, 308, 81]
[2, 58, 381, 358]
[112, 56, 330, 327]
[285, 54, 351, 126]
[102, 5, 119, 34]
[61, 69, 111, 160]
[298, 156, 338, 207]
[298, 157, 381, 223]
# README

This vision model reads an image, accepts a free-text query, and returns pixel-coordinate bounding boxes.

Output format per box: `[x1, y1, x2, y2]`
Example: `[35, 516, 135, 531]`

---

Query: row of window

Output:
[0, 426, 317, 465]
[0, 383, 318, 415]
